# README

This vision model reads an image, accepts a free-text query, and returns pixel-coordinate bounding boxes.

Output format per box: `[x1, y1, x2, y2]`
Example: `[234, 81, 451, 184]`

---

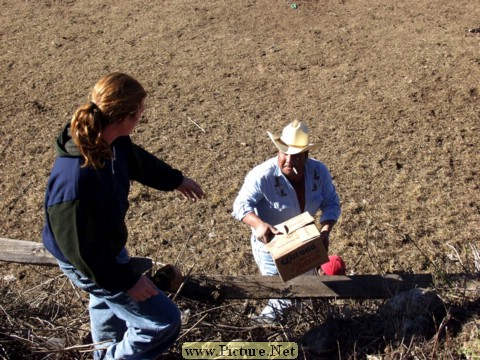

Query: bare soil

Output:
[1, 0, 479, 359]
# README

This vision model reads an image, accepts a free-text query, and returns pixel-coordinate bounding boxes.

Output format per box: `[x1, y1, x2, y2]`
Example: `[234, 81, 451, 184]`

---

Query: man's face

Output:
[278, 151, 308, 182]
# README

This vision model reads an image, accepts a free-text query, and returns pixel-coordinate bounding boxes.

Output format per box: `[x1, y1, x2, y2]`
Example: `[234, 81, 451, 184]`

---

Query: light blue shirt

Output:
[232, 156, 341, 236]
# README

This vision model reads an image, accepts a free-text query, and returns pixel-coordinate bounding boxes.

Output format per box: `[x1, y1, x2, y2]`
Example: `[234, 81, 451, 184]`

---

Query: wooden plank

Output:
[0, 237, 57, 266]
[0, 238, 154, 273]
[0, 238, 433, 300]
[179, 274, 434, 301]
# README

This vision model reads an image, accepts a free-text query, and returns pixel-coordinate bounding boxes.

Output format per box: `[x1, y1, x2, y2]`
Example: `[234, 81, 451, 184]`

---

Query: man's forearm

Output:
[242, 212, 263, 229]
[320, 220, 336, 233]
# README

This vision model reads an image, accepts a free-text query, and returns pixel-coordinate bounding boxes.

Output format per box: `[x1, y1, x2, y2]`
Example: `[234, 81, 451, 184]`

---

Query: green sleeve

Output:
[47, 200, 140, 292]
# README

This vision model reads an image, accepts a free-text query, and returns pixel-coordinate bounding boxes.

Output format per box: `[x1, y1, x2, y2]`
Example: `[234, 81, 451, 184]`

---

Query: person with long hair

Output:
[42, 72, 204, 359]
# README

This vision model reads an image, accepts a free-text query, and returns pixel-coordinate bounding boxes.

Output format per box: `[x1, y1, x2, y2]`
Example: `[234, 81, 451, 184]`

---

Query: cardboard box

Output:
[266, 212, 329, 282]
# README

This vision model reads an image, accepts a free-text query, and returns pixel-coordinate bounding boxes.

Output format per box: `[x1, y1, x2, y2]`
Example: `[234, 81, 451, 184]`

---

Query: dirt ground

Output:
[1, 0, 479, 359]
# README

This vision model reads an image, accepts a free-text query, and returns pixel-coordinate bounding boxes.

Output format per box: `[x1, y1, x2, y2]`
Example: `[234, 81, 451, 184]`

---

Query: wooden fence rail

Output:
[0, 237, 433, 301]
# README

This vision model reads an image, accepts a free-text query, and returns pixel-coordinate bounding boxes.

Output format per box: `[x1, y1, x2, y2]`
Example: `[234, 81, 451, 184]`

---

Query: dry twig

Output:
[470, 242, 480, 272]
[174, 234, 193, 267]
[177, 313, 209, 341]
[172, 262, 195, 302]
[186, 116, 205, 132]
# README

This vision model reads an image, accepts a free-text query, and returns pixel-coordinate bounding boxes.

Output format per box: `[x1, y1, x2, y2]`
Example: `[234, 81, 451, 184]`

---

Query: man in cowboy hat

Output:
[232, 120, 342, 322]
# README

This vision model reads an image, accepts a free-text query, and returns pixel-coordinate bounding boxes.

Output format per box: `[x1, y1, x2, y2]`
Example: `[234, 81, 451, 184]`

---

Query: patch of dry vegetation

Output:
[1, 0, 479, 358]
[1, 252, 478, 359]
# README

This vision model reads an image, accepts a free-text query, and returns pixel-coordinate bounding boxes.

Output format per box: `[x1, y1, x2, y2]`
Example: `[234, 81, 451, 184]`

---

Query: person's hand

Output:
[127, 274, 159, 302]
[320, 230, 329, 253]
[320, 221, 334, 253]
[176, 177, 204, 202]
[255, 221, 282, 244]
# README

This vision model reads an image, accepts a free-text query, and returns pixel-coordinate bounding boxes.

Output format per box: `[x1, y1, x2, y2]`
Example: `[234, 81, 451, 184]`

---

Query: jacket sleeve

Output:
[318, 164, 341, 223]
[232, 168, 265, 222]
[128, 142, 184, 191]
[47, 199, 140, 292]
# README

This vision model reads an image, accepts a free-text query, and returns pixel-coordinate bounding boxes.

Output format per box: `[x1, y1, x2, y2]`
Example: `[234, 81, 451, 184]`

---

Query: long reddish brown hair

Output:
[70, 72, 147, 168]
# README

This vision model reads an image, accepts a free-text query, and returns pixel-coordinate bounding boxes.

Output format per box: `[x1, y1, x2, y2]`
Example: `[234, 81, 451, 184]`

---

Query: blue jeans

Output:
[57, 257, 181, 360]
[251, 236, 316, 320]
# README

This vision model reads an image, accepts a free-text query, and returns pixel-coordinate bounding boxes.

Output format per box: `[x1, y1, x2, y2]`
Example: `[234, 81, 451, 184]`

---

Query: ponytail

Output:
[70, 73, 147, 169]
[70, 101, 111, 168]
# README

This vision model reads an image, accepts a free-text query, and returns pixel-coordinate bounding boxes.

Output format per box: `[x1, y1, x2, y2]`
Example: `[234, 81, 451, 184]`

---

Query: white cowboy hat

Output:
[267, 120, 319, 154]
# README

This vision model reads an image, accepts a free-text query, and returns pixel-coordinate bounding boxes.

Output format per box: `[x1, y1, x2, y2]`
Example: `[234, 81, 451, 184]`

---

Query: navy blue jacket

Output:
[42, 124, 183, 291]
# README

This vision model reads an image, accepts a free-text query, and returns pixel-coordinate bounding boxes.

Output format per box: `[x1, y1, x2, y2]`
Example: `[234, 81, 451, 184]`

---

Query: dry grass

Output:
[1, 247, 478, 360]
[1, 0, 479, 358]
